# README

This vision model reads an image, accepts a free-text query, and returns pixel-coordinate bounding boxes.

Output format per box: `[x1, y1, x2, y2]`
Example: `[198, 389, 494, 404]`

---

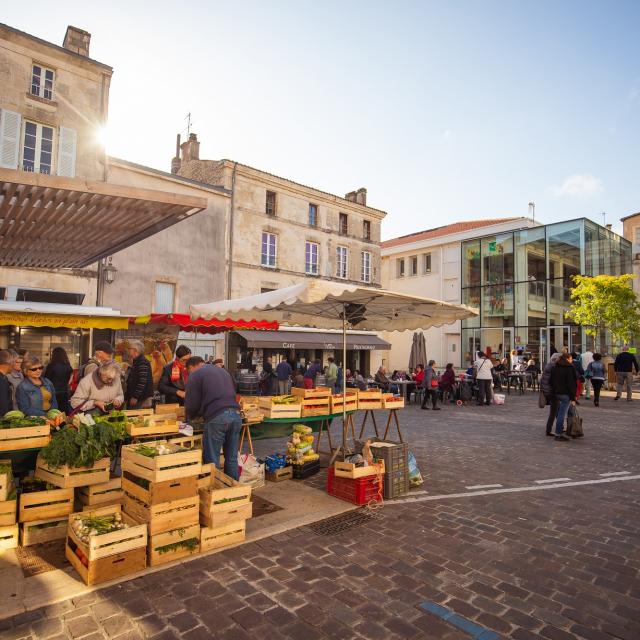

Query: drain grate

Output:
[308, 508, 377, 536]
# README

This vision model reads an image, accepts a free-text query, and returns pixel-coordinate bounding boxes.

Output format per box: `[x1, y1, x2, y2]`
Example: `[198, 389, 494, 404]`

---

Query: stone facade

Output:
[621, 212, 640, 295]
[174, 135, 386, 298]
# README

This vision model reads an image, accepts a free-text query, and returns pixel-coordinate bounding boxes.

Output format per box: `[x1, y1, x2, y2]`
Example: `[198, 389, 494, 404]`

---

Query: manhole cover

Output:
[251, 495, 283, 518]
[308, 508, 377, 536]
[15, 540, 68, 578]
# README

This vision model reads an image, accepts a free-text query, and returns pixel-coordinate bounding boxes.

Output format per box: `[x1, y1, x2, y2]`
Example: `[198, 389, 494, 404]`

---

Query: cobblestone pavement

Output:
[2, 392, 639, 640]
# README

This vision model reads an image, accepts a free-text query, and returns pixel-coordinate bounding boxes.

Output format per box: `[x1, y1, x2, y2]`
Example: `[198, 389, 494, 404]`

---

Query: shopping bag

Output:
[407, 450, 424, 487]
[538, 390, 547, 409]
[566, 407, 584, 438]
[238, 453, 265, 488]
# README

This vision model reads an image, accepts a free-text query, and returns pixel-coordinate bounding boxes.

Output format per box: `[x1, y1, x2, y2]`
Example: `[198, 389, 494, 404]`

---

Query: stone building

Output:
[621, 212, 640, 296]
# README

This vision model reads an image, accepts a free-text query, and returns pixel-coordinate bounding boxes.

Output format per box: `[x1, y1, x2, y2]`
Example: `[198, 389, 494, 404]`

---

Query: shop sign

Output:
[0, 311, 128, 330]
[282, 342, 296, 348]
[352, 344, 376, 351]
[323, 343, 336, 349]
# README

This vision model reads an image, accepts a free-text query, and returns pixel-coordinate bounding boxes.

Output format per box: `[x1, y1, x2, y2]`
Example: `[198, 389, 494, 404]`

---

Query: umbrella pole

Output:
[342, 303, 347, 458]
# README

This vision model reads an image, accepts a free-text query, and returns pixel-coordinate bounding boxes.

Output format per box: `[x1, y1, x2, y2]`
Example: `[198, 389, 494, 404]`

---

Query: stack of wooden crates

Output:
[0, 460, 18, 550]
[121, 442, 202, 567]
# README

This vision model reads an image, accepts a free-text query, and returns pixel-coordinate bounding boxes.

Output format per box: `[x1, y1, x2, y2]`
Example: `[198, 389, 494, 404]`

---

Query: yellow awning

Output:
[0, 311, 128, 330]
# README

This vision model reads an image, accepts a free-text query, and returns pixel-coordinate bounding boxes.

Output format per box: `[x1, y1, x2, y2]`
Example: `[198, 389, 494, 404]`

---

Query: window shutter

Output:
[0, 109, 22, 169]
[57, 126, 77, 177]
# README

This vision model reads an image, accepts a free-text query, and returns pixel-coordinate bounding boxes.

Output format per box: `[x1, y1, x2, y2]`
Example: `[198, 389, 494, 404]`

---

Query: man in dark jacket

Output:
[125, 340, 154, 408]
[540, 352, 561, 436]
[184, 356, 241, 479]
[614, 345, 639, 402]
[275, 358, 293, 395]
[549, 354, 577, 441]
[0, 350, 14, 415]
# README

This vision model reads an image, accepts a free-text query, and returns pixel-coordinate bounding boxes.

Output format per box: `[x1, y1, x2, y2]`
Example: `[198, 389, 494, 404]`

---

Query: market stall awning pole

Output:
[342, 302, 348, 455]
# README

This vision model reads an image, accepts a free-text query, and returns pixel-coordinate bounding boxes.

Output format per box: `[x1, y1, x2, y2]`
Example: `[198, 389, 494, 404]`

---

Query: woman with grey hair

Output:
[125, 340, 153, 408]
[71, 362, 124, 412]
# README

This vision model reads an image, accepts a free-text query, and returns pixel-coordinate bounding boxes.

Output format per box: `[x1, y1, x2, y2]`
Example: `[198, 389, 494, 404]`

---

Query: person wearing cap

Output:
[81, 341, 115, 380]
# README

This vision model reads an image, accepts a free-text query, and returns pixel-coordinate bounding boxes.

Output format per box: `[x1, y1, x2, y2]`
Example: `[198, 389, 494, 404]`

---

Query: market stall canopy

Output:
[235, 329, 390, 350]
[0, 301, 127, 330]
[130, 314, 279, 334]
[190, 281, 478, 331]
[0, 169, 207, 269]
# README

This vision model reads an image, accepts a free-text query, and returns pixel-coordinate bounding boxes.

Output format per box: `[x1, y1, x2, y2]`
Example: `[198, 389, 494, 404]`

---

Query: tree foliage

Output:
[566, 274, 640, 345]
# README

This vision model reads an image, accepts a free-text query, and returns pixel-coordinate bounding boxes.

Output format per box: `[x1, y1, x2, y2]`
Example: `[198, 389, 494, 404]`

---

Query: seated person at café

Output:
[439, 363, 457, 401]
[413, 364, 425, 386]
[375, 366, 398, 393]
[353, 370, 368, 390]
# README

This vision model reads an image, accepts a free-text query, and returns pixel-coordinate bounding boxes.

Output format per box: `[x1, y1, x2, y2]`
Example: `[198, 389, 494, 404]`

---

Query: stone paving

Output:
[1, 391, 639, 640]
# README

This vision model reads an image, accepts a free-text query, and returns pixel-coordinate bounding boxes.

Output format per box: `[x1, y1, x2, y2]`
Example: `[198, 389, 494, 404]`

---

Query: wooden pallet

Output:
[200, 520, 246, 552]
[258, 397, 301, 419]
[301, 397, 331, 417]
[0, 424, 50, 452]
[19, 487, 74, 523]
[291, 387, 332, 400]
[35, 457, 110, 489]
[20, 516, 68, 546]
[382, 396, 405, 409]
[67, 505, 147, 562]
[0, 460, 12, 502]
[121, 444, 201, 483]
[199, 468, 252, 518]
[148, 524, 200, 567]
[123, 493, 199, 535]
[0, 524, 18, 551]
[66, 541, 146, 586]
[334, 459, 385, 479]
[266, 466, 293, 482]
[0, 499, 16, 526]
[76, 478, 123, 508]
[122, 473, 197, 506]
[126, 415, 180, 437]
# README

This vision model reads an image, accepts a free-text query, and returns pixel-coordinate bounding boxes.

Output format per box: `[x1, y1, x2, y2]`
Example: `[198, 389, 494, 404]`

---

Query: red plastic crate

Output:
[326, 467, 383, 505]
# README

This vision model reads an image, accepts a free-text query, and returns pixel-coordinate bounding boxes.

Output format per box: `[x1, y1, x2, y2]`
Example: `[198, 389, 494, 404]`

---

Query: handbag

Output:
[538, 390, 547, 409]
[430, 379, 438, 389]
[566, 406, 584, 438]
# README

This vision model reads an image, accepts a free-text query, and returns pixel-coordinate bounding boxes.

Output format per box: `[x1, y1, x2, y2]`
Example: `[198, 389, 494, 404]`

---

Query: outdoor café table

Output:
[391, 379, 416, 402]
[507, 372, 526, 395]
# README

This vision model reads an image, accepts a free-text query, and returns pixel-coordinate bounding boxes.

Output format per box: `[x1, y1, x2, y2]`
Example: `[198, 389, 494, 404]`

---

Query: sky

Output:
[5, 0, 639, 238]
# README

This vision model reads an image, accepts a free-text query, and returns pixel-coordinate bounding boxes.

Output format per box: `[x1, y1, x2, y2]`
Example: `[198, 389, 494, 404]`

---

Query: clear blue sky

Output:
[5, 1, 639, 238]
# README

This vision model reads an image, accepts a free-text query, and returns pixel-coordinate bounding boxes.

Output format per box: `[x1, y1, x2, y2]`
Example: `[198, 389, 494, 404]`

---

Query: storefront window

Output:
[547, 220, 581, 284]
[481, 284, 514, 326]
[481, 234, 514, 285]
[513, 281, 546, 327]
[514, 226, 546, 282]
[461, 287, 481, 327]
[462, 240, 481, 288]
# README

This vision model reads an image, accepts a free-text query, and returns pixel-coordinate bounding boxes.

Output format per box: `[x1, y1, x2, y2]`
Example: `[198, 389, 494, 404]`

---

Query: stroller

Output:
[455, 379, 475, 406]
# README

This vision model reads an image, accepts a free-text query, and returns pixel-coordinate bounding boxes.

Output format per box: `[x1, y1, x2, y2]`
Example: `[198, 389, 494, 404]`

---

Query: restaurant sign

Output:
[0, 311, 128, 330]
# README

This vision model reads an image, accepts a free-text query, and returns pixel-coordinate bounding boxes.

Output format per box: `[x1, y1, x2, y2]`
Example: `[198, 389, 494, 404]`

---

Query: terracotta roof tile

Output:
[381, 218, 524, 249]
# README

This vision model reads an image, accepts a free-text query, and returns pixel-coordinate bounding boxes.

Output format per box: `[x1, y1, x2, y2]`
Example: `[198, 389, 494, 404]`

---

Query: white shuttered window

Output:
[361, 251, 371, 283]
[0, 110, 22, 169]
[57, 127, 77, 177]
[154, 282, 175, 313]
[336, 246, 348, 279]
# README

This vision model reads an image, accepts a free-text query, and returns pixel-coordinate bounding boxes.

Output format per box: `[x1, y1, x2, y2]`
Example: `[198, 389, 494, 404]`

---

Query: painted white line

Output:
[465, 484, 503, 490]
[534, 478, 571, 484]
[388, 474, 640, 505]
[599, 471, 631, 477]
[409, 490, 429, 495]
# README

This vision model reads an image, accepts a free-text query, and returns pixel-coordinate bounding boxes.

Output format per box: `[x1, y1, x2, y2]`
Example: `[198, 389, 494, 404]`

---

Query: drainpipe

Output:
[224, 162, 238, 369]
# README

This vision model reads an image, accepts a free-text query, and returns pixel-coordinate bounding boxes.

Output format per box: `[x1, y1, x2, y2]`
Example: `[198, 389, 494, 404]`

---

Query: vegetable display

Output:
[71, 512, 127, 543]
[1, 414, 47, 429]
[271, 396, 300, 405]
[134, 443, 186, 458]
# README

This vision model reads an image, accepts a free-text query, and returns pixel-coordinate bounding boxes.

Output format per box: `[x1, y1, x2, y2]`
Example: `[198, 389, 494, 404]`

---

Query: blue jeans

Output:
[554, 394, 571, 435]
[203, 409, 242, 480]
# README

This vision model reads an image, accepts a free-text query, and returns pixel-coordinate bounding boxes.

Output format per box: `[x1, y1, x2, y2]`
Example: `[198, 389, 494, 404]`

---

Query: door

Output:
[446, 334, 459, 367]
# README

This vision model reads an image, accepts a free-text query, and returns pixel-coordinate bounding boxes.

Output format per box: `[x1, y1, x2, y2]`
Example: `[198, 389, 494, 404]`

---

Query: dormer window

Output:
[31, 65, 55, 100]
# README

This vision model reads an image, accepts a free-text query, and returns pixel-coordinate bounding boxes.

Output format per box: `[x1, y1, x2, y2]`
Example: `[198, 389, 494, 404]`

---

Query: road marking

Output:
[534, 478, 571, 484]
[599, 471, 631, 477]
[410, 490, 429, 495]
[390, 474, 640, 505]
[465, 484, 503, 490]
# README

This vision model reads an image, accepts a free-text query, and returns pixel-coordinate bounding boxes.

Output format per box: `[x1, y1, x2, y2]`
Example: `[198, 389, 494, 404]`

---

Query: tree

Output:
[566, 274, 640, 349]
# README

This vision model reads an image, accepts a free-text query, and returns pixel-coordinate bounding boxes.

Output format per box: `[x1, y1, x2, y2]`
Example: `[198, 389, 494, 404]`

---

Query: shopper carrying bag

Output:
[566, 405, 584, 438]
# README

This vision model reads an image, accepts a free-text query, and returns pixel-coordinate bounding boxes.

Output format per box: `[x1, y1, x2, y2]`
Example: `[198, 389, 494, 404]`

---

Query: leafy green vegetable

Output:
[0, 416, 47, 429]
[155, 537, 199, 555]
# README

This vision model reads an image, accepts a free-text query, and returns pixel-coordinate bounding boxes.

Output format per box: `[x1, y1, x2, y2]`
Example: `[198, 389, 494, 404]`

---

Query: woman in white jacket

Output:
[70, 362, 124, 412]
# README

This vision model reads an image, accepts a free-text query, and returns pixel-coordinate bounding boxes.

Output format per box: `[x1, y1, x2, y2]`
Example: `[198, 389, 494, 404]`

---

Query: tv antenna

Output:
[185, 112, 192, 136]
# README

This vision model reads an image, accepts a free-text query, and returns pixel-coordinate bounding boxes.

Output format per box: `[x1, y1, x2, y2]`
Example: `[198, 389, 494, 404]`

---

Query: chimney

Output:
[606, 224, 612, 231]
[180, 133, 200, 163]
[345, 191, 357, 203]
[63, 26, 91, 57]
[356, 188, 367, 206]
[171, 134, 181, 174]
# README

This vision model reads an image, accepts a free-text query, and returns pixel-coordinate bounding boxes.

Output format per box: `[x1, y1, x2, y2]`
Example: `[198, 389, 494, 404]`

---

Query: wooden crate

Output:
[382, 395, 405, 409]
[200, 501, 252, 528]
[168, 434, 202, 450]
[200, 520, 246, 552]
[334, 459, 385, 479]
[66, 542, 146, 586]
[291, 387, 332, 400]
[19, 486, 73, 522]
[155, 403, 185, 419]
[76, 478, 123, 508]
[123, 493, 199, 535]
[0, 460, 11, 502]
[330, 392, 358, 414]
[199, 467, 252, 518]
[35, 457, 110, 489]
[148, 523, 200, 567]
[258, 397, 301, 419]
[121, 443, 201, 483]
[67, 504, 147, 561]
[122, 409, 154, 419]
[301, 396, 331, 417]
[197, 464, 213, 490]
[0, 499, 16, 526]
[0, 524, 18, 551]
[357, 389, 383, 411]
[266, 466, 293, 483]
[122, 473, 197, 506]
[126, 415, 180, 437]
[20, 516, 68, 546]
[0, 424, 50, 452]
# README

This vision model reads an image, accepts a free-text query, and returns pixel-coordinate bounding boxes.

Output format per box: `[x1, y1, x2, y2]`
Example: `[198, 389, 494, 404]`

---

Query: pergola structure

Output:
[0, 169, 208, 269]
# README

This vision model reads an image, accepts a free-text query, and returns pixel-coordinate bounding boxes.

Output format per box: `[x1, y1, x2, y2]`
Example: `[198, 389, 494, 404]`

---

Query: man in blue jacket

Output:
[184, 356, 241, 479]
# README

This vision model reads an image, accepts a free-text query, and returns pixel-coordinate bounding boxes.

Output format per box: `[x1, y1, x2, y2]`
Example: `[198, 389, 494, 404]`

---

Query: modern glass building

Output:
[461, 218, 632, 366]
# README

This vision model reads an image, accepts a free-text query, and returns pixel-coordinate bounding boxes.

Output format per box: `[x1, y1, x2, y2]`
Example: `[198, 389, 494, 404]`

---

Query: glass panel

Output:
[547, 279, 572, 325]
[461, 329, 481, 367]
[481, 284, 514, 326]
[462, 240, 481, 288]
[308, 204, 317, 226]
[547, 220, 581, 285]
[514, 281, 546, 327]
[31, 65, 41, 95]
[482, 233, 514, 285]
[584, 220, 599, 276]
[44, 69, 54, 99]
[514, 226, 546, 282]
[461, 287, 481, 328]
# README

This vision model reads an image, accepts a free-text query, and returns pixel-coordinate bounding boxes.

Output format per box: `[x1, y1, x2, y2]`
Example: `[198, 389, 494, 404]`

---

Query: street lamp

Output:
[102, 257, 117, 285]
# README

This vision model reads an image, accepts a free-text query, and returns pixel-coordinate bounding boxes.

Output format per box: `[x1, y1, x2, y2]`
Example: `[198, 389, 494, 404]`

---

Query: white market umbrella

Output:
[191, 281, 477, 454]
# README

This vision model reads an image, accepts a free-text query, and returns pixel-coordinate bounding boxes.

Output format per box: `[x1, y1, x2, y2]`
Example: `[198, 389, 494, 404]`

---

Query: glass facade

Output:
[461, 218, 632, 366]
